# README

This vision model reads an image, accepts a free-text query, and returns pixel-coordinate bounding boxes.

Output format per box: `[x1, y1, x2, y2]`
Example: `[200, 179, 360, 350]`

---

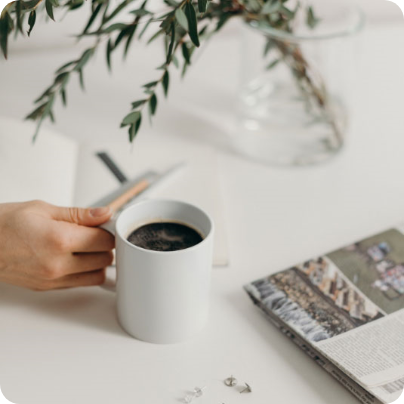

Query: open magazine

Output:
[245, 225, 404, 404]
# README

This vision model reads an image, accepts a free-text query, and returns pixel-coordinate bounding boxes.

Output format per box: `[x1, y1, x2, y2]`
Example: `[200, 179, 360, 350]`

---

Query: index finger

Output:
[64, 223, 115, 253]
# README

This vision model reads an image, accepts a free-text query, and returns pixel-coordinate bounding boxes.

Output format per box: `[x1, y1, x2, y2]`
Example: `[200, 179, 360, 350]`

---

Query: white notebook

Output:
[0, 117, 228, 266]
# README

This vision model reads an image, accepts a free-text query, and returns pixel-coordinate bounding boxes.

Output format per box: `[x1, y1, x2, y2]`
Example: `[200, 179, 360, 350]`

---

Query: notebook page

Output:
[0, 117, 78, 206]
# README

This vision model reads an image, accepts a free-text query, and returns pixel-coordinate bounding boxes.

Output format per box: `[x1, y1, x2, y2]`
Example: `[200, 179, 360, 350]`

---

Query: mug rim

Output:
[115, 199, 214, 255]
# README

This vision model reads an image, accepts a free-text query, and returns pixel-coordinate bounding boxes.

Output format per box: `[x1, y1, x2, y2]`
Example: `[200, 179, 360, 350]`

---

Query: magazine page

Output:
[246, 285, 383, 404]
[316, 305, 404, 403]
[246, 226, 404, 403]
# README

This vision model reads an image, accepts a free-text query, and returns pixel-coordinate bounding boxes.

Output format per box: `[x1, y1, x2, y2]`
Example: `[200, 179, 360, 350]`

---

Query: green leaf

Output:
[82, 3, 102, 35]
[128, 112, 142, 141]
[74, 48, 93, 71]
[27, 94, 54, 141]
[27, 10, 36, 37]
[114, 27, 128, 48]
[266, 59, 279, 70]
[261, 0, 281, 14]
[130, 8, 151, 16]
[181, 42, 190, 64]
[215, 14, 229, 31]
[55, 71, 69, 84]
[105, 0, 130, 23]
[49, 110, 55, 123]
[122, 110, 141, 125]
[198, 0, 207, 13]
[0, 12, 14, 59]
[101, 2, 110, 23]
[139, 17, 153, 39]
[143, 81, 158, 88]
[181, 60, 188, 78]
[32, 117, 45, 142]
[184, 2, 199, 47]
[147, 28, 164, 44]
[307, 6, 320, 29]
[25, 103, 47, 121]
[61, 89, 67, 106]
[56, 60, 76, 73]
[159, 13, 174, 33]
[123, 26, 137, 58]
[164, 0, 179, 6]
[149, 93, 157, 116]
[263, 39, 274, 56]
[68, 0, 84, 10]
[23, 0, 43, 10]
[60, 73, 70, 89]
[34, 87, 53, 104]
[280, 5, 294, 19]
[134, 112, 142, 135]
[166, 23, 175, 64]
[172, 54, 179, 69]
[103, 23, 128, 33]
[78, 68, 85, 90]
[131, 99, 147, 108]
[162, 70, 169, 97]
[175, 8, 188, 31]
[16, 0, 23, 35]
[45, 0, 55, 21]
[128, 123, 136, 142]
[199, 24, 208, 37]
[106, 38, 113, 71]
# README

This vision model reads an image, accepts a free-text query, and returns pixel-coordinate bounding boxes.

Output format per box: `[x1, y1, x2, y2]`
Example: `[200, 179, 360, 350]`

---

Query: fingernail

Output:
[90, 207, 111, 217]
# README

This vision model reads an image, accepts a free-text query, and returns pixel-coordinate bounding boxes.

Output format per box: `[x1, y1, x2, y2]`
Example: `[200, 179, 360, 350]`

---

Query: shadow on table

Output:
[0, 282, 130, 339]
[154, 93, 237, 155]
[225, 288, 357, 404]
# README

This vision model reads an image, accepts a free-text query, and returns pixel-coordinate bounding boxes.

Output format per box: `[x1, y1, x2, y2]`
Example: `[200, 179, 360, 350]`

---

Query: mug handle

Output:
[100, 218, 116, 236]
[99, 218, 117, 293]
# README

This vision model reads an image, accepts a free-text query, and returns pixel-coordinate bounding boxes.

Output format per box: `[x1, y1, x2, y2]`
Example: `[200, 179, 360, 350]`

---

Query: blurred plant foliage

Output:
[0, 0, 322, 142]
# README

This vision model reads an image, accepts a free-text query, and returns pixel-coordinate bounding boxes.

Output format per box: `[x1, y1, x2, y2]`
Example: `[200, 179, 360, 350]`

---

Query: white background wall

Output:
[355, 0, 403, 22]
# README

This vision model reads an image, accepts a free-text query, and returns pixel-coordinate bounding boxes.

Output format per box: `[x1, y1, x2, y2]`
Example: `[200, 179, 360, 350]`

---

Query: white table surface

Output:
[1, 22, 404, 404]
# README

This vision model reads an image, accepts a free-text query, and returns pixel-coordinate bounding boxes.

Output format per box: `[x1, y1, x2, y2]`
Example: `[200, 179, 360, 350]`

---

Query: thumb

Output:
[52, 206, 112, 227]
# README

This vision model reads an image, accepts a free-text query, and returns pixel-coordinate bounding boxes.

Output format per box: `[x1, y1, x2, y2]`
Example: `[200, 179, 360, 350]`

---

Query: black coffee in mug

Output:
[127, 222, 203, 252]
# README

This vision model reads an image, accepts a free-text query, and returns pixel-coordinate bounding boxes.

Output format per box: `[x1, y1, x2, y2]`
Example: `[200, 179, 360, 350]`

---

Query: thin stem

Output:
[275, 39, 344, 147]
[135, 33, 187, 113]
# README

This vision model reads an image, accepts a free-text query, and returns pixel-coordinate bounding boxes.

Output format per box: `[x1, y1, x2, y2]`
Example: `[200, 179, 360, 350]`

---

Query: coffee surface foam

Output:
[127, 222, 203, 252]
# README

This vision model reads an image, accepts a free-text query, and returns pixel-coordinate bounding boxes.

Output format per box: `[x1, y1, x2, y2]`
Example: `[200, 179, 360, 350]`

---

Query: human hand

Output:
[0, 200, 115, 291]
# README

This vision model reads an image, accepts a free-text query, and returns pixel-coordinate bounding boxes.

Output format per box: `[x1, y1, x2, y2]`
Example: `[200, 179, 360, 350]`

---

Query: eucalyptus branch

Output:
[246, 5, 343, 148]
[25, 42, 99, 140]
[271, 38, 344, 147]
[0, 0, 335, 145]
[120, 29, 189, 141]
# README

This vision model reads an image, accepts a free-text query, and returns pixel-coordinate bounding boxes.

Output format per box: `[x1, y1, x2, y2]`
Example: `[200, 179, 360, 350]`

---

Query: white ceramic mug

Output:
[101, 199, 214, 344]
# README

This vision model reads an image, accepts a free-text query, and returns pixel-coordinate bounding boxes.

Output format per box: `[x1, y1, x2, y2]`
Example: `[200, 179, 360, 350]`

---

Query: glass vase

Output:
[234, 1, 365, 166]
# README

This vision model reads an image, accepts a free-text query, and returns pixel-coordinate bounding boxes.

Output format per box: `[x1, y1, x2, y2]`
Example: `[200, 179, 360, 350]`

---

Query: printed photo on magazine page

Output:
[245, 226, 404, 403]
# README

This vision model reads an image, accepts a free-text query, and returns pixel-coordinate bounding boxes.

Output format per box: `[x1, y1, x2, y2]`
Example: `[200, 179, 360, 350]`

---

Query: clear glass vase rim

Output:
[248, 6, 365, 42]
